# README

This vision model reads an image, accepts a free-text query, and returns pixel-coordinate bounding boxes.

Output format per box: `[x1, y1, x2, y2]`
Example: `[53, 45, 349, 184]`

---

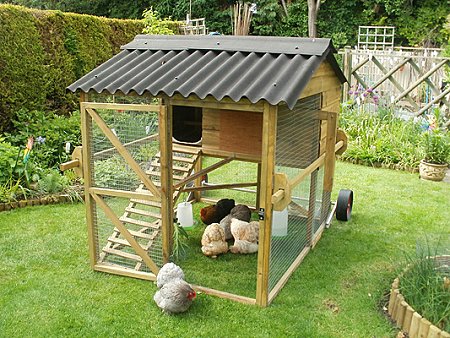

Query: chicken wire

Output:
[201, 156, 259, 207]
[88, 106, 164, 271]
[269, 94, 330, 291]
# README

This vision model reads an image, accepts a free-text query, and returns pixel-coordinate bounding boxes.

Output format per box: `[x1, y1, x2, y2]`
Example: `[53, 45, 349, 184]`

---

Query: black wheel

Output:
[336, 189, 353, 221]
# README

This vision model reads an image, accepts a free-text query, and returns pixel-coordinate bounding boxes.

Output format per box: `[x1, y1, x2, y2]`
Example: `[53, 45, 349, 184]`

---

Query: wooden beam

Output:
[94, 263, 156, 281]
[256, 103, 277, 307]
[395, 59, 448, 103]
[181, 182, 257, 192]
[90, 192, 160, 274]
[170, 95, 264, 112]
[408, 59, 450, 109]
[323, 112, 337, 193]
[306, 170, 318, 245]
[85, 107, 161, 199]
[370, 57, 411, 91]
[191, 285, 256, 305]
[89, 187, 160, 201]
[371, 57, 419, 110]
[193, 152, 203, 202]
[93, 134, 158, 159]
[159, 103, 173, 264]
[415, 86, 450, 116]
[173, 155, 235, 189]
[80, 92, 98, 269]
[289, 153, 326, 189]
[83, 102, 161, 112]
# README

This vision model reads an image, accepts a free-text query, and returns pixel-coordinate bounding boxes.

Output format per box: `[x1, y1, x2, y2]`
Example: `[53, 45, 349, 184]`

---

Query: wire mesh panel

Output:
[87, 103, 164, 272]
[269, 95, 323, 291]
[201, 156, 259, 207]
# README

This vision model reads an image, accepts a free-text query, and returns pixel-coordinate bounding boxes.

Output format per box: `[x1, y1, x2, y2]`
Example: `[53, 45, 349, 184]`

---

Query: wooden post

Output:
[256, 103, 277, 307]
[409, 312, 422, 338]
[403, 305, 414, 333]
[342, 47, 352, 101]
[306, 169, 318, 245]
[256, 163, 262, 209]
[193, 152, 203, 202]
[323, 112, 337, 194]
[160, 101, 173, 264]
[80, 92, 97, 268]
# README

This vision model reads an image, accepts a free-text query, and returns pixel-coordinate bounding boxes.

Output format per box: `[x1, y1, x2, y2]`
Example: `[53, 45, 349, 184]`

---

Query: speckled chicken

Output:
[201, 223, 229, 257]
[154, 263, 196, 314]
[154, 279, 196, 314]
[156, 262, 185, 288]
[200, 198, 235, 225]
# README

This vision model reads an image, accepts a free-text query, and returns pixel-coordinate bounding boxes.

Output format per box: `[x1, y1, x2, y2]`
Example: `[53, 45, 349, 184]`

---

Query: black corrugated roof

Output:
[68, 35, 346, 109]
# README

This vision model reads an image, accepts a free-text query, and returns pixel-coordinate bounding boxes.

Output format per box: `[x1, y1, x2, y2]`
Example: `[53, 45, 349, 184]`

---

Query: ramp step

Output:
[129, 198, 162, 208]
[113, 228, 158, 240]
[124, 206, 162, 219]
[102, 247, 142, 261]
[107, 236, 148, 250]
[120, 216, 161, 228]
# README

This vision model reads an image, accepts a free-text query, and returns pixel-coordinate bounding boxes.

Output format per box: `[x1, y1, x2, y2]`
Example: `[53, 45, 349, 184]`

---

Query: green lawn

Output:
[0, 161, 448, 337]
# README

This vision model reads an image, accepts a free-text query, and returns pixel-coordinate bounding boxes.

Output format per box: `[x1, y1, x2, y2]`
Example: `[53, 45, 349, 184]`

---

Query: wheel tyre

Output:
[336, 189, 353, 221]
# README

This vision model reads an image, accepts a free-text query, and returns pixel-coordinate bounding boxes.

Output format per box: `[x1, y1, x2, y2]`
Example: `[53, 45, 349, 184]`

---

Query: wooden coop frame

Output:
[66, 35, 347, 307]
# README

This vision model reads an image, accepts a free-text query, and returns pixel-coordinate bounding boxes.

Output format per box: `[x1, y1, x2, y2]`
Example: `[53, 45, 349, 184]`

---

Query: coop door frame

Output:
[80, 98, 171, 278]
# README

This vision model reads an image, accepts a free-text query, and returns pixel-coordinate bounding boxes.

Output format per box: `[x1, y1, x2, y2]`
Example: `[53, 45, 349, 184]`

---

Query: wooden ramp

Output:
[98, 145, 200, 271]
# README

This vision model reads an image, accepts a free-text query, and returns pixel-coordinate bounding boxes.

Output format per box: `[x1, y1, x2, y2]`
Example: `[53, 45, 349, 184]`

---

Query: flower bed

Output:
[387, 255, 450, 338]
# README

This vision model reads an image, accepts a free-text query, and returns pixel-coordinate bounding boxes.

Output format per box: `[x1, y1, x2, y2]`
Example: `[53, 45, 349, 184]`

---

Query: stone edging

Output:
[0, 194, 84, 212]
[387, 256, 450, 338]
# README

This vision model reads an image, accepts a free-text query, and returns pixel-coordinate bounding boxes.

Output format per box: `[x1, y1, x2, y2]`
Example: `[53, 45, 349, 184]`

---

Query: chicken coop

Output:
[66, 35, 347, 307]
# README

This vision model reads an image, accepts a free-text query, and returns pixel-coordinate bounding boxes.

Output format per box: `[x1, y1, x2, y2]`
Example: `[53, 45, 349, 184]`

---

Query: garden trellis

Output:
[66, 35, 347, 306]
[342, 45, 450, 119]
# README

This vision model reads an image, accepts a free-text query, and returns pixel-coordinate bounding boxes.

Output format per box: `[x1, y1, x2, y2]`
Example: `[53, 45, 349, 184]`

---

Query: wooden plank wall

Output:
[202, 108, 263, 159]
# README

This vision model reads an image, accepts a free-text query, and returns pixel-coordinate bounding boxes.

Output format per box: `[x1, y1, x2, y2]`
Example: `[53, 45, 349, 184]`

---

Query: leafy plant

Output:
[422, 130, 450, 165]
[36, 168, 70, 195]
[5, 109, 81, 169]
[142, 7, 177, 35]
[172, 224, 189, 260]
[94, 155, 141, 189]
[399, 243, 449, 332]
[339, 105, 423, 169]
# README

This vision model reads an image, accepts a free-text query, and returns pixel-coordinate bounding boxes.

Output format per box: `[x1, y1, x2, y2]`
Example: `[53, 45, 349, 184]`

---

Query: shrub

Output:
[5, 109, 81, 169]
[0, 5, 143, 132]
[339, 105, 423, 170]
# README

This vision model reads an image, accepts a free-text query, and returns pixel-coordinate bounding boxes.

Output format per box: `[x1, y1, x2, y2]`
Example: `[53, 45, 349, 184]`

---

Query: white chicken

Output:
[229, 219, 259, 254]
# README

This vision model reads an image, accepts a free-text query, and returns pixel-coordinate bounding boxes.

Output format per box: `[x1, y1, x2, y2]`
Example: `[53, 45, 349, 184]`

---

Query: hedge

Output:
[0, 5, 144, 132]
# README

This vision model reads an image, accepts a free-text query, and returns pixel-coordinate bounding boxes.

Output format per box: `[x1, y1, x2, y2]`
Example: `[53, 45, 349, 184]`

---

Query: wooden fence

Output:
[341, 47, 450, 120]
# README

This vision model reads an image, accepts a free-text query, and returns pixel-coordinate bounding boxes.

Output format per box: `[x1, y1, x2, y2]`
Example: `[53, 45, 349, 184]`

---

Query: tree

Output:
[307, 0, 321, 38]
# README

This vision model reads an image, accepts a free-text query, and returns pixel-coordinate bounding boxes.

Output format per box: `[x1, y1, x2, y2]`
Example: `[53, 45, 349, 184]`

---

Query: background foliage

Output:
[2, 0, 449, 48]
[0, 4, 143, 132]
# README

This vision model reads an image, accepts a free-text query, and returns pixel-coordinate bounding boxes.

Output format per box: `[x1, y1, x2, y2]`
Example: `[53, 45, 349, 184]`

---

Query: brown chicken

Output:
[200, 198, 235, 225]
[154, 279, 196, 314]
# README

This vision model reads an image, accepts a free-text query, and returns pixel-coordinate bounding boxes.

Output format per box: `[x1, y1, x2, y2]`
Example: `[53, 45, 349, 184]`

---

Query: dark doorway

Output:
[172, 106, 202, 143]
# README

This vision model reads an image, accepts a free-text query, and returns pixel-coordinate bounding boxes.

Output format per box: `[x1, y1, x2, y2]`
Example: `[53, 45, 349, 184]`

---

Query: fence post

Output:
[342, 46, 352, 102]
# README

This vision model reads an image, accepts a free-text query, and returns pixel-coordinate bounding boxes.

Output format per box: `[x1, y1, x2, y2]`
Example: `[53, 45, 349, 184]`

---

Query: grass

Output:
[0, 161, 449, 337]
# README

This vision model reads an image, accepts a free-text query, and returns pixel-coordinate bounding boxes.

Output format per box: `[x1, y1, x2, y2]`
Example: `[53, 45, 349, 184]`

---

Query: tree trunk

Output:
[307, 0, 321, 38]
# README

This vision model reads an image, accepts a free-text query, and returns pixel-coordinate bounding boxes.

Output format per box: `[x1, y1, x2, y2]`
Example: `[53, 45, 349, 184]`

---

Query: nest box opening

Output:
[173, 105, 202, 144]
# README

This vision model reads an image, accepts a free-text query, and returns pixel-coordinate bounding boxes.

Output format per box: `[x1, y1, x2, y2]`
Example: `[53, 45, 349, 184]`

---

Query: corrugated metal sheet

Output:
[68, 35, 346, 109]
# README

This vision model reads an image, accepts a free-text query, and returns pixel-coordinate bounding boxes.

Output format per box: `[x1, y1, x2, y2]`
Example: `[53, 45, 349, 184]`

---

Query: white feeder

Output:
[272, 208, 288, 236]
[177, 202, 194, 228]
